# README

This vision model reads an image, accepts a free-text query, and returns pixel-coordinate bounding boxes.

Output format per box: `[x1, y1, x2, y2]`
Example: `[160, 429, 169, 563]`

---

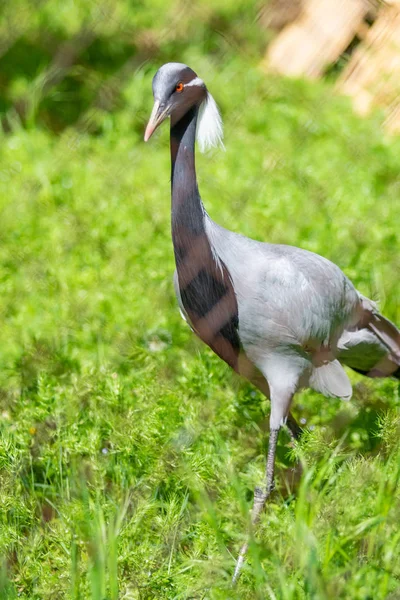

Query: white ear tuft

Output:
[196, 92, 224, 153]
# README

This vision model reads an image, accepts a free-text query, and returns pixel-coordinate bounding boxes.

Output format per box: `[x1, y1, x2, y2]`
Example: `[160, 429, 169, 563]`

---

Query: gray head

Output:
[144, 62, 224, 152]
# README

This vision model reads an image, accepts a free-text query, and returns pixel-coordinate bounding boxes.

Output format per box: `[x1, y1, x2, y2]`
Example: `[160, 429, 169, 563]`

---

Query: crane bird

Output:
[144, 62, 400, 582]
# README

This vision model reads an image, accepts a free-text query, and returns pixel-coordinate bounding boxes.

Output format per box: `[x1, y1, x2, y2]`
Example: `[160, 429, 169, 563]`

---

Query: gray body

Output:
[148, 61, 400, 431]
[146, 62, 400, 582]
[175, 214, 399, 428]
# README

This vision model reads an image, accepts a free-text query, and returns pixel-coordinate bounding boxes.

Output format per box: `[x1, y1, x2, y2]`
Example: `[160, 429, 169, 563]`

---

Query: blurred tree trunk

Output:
[338, 1, 400, 133]
[259, 0, 304, 32]
[263, 0, 372, 78]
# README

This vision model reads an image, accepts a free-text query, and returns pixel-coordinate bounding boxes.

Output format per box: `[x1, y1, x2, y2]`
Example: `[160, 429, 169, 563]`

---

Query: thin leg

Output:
[286, 412, 302, 442]
[232, 428, 280, 585]
[285, 412, 303, 490]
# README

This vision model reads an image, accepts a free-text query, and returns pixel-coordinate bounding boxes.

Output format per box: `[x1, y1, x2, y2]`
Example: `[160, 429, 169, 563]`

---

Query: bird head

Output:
[144, 62, 224, 152]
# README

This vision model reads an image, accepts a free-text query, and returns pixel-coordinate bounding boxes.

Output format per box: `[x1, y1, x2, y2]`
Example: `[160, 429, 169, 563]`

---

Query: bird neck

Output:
[170, 106, 205, 238]
[169, 105, 241, 372]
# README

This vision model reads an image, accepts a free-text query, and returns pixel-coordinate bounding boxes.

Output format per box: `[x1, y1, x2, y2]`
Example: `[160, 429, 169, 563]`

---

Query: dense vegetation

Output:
[0, 1, 399, 598]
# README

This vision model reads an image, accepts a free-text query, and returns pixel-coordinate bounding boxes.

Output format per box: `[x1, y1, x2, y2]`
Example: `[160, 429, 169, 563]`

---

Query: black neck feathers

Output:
[170, 106, 204, 236]
[170, 106, 240, 370]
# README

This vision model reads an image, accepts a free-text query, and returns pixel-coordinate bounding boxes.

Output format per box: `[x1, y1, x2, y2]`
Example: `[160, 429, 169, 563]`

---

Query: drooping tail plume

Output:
[338, 296, 400, 378]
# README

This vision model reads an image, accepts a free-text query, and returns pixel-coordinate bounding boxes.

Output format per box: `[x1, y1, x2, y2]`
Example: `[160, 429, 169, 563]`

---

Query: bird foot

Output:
[232, 428, 280, 585]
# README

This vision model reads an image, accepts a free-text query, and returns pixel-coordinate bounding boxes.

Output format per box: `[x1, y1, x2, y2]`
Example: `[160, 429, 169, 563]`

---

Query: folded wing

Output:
[338, 295, 400, 379]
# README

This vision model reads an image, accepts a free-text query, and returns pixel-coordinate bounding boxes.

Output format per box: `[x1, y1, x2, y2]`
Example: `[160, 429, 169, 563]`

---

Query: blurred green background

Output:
[0, 1, 399, 598]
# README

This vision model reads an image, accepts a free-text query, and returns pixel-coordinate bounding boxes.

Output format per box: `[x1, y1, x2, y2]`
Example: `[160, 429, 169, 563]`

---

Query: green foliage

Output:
[0, 1, 400, 598]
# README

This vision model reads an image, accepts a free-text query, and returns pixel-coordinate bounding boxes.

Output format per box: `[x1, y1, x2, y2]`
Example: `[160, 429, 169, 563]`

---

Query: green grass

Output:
[0, 53, 400, 598]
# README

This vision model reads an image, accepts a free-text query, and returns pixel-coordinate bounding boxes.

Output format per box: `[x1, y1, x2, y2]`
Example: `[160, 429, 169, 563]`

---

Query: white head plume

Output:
[196, 90, 224, 153]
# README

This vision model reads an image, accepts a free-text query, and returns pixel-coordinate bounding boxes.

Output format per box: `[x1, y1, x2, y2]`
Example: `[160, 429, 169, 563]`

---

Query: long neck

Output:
[170, 106, 205, 239]
[169, 105, 241, 372]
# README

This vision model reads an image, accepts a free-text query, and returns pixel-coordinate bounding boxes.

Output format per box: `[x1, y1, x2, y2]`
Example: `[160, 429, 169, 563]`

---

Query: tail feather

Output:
[367, 311, 400, 363]
[310, 359, 352, 400]
[338, 297, 400, 379]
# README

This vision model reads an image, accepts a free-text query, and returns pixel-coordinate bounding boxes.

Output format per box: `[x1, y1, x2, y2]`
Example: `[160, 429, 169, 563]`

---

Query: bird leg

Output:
[232, 427, 280, 585]
[285, 412, 303, 491]
[286, 412, 302, 442]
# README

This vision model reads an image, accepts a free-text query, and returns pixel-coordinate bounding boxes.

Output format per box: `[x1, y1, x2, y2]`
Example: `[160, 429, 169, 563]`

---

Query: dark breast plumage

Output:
[174, 221, 240, 371]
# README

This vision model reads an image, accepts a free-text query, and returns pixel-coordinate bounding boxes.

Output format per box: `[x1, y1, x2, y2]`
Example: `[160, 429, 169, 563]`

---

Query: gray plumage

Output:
[175, 214, 400, 428]
[145, 62, 400, 582]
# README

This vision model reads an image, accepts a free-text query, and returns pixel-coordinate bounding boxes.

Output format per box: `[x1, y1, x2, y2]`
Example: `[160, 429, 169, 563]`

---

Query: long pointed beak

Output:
[144, 100, 169, 142]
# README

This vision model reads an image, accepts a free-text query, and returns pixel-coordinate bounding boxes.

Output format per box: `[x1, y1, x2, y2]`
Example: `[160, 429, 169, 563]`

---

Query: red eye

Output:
[175, 82, 184, 93]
